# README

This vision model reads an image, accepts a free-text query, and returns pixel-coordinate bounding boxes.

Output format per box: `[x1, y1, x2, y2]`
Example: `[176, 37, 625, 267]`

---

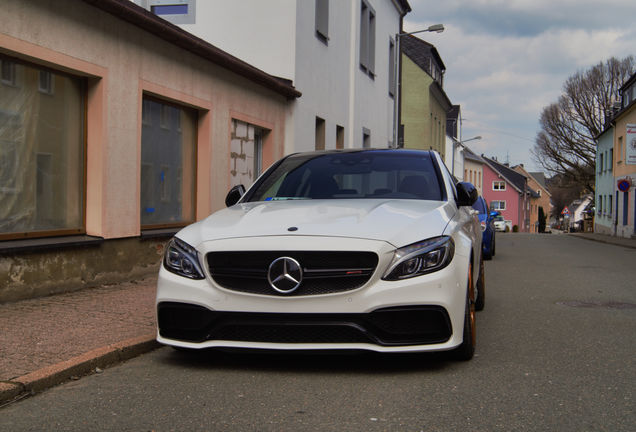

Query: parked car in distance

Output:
[156, 149, 483, 360]
[472, 196, 496, 260]
[493, 214, 507, 232]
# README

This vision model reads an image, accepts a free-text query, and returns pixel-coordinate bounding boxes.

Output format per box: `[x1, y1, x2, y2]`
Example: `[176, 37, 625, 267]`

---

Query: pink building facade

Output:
[481, 158, 530, 232]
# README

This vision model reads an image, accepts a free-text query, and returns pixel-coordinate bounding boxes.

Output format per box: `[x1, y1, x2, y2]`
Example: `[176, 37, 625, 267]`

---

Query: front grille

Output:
[207, 251, 378, 296]
[158, 302, 452, 346]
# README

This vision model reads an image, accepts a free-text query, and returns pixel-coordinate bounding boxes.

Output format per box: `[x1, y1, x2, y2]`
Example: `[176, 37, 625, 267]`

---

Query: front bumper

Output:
[156, 236, 469, 353]
[158, 302, 451, 346]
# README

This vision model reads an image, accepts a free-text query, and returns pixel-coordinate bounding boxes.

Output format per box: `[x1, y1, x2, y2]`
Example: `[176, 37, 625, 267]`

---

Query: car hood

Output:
[177, 199, 455, 249]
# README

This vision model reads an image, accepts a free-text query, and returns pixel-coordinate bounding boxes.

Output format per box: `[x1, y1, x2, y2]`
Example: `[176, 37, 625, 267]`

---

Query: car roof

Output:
[284, 148, 437, 159]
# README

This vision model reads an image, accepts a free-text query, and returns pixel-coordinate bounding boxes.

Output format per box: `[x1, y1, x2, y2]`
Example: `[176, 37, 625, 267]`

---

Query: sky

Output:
[404, 0, 636, 172]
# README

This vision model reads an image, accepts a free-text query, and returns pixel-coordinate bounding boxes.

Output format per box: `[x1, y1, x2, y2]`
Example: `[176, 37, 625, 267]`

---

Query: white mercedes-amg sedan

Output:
[156, 149, 484, 360]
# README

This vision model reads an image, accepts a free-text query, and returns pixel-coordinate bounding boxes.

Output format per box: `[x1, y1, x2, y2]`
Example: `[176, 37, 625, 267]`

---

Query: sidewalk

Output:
[568, 231, 636, 249]
[0, 276, 160, 406]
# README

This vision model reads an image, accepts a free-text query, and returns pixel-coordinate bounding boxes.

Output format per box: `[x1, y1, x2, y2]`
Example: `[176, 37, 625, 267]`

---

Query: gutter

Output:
[81, 0, 301, 100]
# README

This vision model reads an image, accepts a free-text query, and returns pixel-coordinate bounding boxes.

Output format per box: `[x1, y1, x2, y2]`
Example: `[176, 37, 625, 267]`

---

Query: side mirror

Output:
[456, 182, 478, 207]
[225, 184, 246, 207]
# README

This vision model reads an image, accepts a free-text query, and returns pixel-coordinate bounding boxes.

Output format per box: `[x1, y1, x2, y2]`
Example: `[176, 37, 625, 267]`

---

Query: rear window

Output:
[245, 151, 444, 202]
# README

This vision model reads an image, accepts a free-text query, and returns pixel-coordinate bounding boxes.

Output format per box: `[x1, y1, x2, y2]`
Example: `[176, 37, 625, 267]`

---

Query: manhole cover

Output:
[557, 301, 636, 310]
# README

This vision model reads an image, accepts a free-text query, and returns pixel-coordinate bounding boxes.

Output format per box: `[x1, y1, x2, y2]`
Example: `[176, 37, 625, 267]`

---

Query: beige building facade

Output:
[400, 36, 451, 157]
[514, 165, 552, 233]
[0, 0, 298, 301]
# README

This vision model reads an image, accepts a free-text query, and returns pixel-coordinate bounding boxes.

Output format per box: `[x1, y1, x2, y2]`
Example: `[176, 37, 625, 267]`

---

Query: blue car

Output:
[472, 196, 496, 260]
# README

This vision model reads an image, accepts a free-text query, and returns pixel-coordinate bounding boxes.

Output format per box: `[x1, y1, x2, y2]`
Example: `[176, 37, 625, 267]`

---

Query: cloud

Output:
[403, 0, 636, 170]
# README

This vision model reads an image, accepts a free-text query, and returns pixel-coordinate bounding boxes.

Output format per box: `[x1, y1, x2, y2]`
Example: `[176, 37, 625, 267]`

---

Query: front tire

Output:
[453, 262, 476, 361]
[475, 255, 485, 311]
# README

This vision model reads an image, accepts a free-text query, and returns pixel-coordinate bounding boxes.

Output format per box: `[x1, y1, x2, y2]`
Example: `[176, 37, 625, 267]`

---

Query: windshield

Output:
[245, 151, 444, 202]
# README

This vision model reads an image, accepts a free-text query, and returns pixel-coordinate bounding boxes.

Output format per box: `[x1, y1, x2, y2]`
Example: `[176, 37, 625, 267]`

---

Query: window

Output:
[336, 125, 344, 149]
[493, 181, 506, 191]
[147, 0, 196, 24]
[491, 200, 506, 211]
[1, 59, 17, 86]
[315, 116, 325, 150]
[160, 104, 170, 129]
[388, 38, 395, 97]
[610, 148, 613, 168]
[315, 0, 329, 43]
[141, 97, 196, 228]
[618, 137, 623, 162]
[230, 119, 266, 189]
[599, 153, 604, 173]
[38, 71, 54, 95]
[609, 194, 613, 216]
[363, 127, 371, 148]
[0, 56, 85, 240]
[359, 0, 375, 77]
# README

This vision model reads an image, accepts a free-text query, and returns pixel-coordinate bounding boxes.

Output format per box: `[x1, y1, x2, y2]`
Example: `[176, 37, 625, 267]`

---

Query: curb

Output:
[569, 233, 636, 250]
[0, 334, 161, 407]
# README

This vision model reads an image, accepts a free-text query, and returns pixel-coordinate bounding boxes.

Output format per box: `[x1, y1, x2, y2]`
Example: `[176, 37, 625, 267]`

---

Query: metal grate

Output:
[207, 251, 378, 296]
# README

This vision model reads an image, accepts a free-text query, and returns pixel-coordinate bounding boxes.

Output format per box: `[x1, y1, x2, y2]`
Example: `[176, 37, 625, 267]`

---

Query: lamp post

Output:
[451, 135, 481, 177]
[393, 24, 445, 148]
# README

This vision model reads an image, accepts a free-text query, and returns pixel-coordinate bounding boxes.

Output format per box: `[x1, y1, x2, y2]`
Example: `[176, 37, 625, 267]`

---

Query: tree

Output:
[546, 174, 585, 219]
[533, 56, 635, 193]
[538, 206, 546, 233]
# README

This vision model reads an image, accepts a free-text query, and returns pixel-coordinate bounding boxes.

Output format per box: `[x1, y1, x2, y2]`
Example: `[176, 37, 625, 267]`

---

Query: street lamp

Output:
[451, 135, 481, 177]
[393, 24, 445, 148]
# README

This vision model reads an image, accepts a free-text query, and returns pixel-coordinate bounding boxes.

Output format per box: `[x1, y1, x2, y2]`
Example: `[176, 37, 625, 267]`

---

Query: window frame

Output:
[388, 37, 396, 97]
[1, 59, 17, 86]
[140, 94, 198, 230]
[491, 200, 506, 211]
[315, 0, 329, 44]
[493, 180, 506, 191]
[0, 56, 87, 241]
[359, 0, 376, 78]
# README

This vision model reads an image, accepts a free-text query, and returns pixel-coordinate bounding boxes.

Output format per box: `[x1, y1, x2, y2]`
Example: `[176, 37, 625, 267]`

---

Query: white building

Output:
[133, 0, 411, 162]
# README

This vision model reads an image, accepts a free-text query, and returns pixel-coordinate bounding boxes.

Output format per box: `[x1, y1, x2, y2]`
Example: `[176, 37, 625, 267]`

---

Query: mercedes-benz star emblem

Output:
[267, 257, 303, 294]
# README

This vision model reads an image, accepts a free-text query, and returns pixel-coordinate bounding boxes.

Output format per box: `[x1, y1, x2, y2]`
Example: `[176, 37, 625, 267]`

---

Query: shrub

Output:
[512, 225, 519, 232]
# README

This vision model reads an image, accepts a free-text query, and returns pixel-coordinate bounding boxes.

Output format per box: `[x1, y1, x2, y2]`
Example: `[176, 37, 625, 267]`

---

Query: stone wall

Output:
[0, 237, 166, 303]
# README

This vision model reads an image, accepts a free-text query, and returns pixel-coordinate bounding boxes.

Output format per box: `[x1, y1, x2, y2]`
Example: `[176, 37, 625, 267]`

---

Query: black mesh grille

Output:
[158, 302, 452, 346]
[207, 251, 378, 296]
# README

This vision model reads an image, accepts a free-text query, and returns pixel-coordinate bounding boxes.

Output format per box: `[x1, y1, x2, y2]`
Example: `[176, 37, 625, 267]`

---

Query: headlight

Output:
[163, 237, 205, 280]
[382, 236, 454, 281]
[480, 221, 487, 232]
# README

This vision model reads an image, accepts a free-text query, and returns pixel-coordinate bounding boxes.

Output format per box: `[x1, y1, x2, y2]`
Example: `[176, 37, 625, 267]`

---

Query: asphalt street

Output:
[1, 233, 635, 431]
